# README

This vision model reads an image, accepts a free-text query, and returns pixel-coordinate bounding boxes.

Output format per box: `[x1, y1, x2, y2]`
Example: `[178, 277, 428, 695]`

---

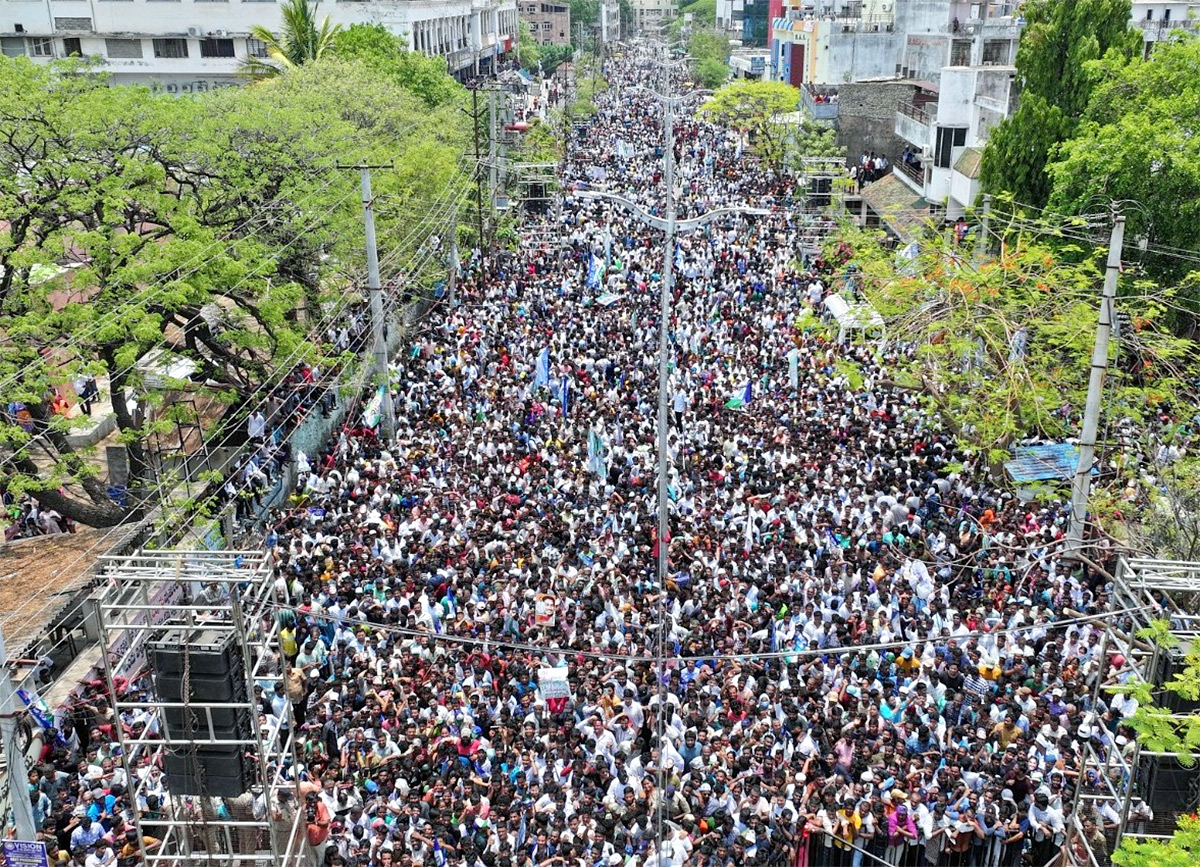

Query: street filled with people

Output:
[33, 43, 1144, 867]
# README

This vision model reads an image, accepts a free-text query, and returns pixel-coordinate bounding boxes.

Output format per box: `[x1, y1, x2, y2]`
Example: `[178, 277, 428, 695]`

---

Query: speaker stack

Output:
[148, 627, 256, 798]
[1142, 651, 1200, 814]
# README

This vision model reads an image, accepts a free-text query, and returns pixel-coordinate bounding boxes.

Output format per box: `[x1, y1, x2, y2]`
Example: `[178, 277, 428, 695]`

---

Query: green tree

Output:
[518, 20, 542, 72]
[1047, 37, 1200, 286]
[242, 0, 342, 78]
[0, 57, 466, 526]
[783, 120, 845, 168]
[830, 223, 1192, 468]
[539, 44, 576, 76]
[569, 0, 600, 27]
[688, 30, 731, 88]
[699, 80, 799, 167]
[980, 0, 1138, 208]
[330, 24, 465, 108]
[618, 0, 635, 35]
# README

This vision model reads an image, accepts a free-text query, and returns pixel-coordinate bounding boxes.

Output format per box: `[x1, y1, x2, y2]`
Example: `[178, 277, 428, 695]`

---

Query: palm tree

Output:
[241, 0, 342, 78]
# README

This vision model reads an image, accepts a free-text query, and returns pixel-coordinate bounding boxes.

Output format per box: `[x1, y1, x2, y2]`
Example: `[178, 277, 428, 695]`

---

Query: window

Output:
[934, 126, 967, 169]
[28, 38, 54, 57]
[53, 17, 93, 30]
[200, 38, 235, 57]
[153, 38, 189, 58]
[982, 40, 1009, 64]
[1, 37, 25, 57]
[106, 38, 143, 58]
[246, 38, 269, 58]
[63, 37, 82, 56]
[949, 39, 971, 66]
[1146, 8, 1153, 19]
[1164, 8, 1171, 20]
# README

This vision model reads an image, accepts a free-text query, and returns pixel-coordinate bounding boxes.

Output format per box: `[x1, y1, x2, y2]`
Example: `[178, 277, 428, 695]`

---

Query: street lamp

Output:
[572, 51, 769, 865]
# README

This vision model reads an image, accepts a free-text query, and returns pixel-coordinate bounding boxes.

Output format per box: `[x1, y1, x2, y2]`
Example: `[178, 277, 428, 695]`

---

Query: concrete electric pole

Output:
[1066, 213, 1125, 553]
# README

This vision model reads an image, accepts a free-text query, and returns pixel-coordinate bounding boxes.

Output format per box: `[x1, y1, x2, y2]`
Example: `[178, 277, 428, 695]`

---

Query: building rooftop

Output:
[861, 173, 930, 237]
[0, 526, 141, 661]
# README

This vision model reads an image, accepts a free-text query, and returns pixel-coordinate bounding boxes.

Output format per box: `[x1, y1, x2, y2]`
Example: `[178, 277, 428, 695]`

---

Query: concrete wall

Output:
[815, 28, 900, 83]
[836, 80, 915, 162]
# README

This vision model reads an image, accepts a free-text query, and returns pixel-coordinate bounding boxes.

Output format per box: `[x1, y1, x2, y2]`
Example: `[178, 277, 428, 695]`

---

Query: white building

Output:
[891, 62, 1013, 219]
[629, 0, 675, 35]
[1131, 1, 1200, 56]
[0, 0, 518, 89]
[599, 0, 621, 43]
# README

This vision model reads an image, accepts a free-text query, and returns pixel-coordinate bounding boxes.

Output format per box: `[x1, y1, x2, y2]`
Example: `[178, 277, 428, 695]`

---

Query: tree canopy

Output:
[1047, 37, 1200, 285]
[331, 24, 466, 108]
[699, 80, 800, 167]
[688, 30, 731, 89]
[829, 223, 1193, 469]
[980, 0, 1138, 208]
[0, 57, 468, 527]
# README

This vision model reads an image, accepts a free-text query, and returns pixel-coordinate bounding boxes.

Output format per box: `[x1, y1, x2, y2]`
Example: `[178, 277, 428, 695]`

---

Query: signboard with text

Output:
[3, 841, 48, 867]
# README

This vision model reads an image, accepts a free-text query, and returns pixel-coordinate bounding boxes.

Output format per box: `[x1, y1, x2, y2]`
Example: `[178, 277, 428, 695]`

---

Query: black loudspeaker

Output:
[162, 745, 254, 798]
[1156, 652, 1200, 715]
[1144, 755, 1200, 814]
[149, 627, 256, 797]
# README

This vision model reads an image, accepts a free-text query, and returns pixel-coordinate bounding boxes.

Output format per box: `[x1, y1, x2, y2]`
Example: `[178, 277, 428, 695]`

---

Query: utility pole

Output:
[975, 193, 991, 264]
[447, 220, 460, 308]
[358, 166, 397, 443]
[488, 88, 498, 209]
[467, 86, 488, 269]
[1066, 213, 1125, 554]
[0, 625, 37, 841]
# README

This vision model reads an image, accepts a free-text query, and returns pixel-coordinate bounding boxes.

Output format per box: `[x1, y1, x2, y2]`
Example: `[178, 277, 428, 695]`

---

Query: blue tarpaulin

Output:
[1004, 443, 1089, 483]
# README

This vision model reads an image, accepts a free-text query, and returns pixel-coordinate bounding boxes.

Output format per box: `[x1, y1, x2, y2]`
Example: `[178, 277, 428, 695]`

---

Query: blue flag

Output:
[586, 253, 603, 289]
[535, 346, 550, 390]
[560, 376, 570, 417]
[674, 243, 684, 271]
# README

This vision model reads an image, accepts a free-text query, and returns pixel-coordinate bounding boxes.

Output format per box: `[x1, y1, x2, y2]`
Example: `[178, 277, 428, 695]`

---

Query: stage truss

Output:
[94, 549, 304, 867]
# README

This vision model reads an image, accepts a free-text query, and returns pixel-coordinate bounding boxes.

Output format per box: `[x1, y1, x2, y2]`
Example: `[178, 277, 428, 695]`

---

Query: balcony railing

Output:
[895, 159, 923, 188]
[802, 86, 839, 121]
[1139, 17, 1200, 37]
[896, 100, 932, 125]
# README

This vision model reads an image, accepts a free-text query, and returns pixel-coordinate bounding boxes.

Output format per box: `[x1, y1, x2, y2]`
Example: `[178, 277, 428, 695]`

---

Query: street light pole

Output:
[652, 49, 675, 867]
[569, 43, 770, 866]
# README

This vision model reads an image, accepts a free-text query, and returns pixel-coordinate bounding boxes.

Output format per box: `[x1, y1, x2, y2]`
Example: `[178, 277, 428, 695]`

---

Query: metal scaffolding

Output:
[1066, 556, 1200, 867]
[94, 549, 304, 867]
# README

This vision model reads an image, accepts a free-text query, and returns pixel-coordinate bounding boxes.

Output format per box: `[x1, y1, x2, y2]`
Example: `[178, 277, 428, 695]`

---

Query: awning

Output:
[953, 146, 983, 180]
[824, 293, 884, 340]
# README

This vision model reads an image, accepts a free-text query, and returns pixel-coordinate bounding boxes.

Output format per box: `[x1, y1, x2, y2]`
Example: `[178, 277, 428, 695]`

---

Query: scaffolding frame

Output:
[1067, 556, 1200, 866]
[94, 549, 304, 867]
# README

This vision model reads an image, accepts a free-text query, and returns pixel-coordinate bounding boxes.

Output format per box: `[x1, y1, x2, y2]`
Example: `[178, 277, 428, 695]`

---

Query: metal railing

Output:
[896, 100, 932, 125]
[802, 86, 839, 120]
[895, 159, 923, 187]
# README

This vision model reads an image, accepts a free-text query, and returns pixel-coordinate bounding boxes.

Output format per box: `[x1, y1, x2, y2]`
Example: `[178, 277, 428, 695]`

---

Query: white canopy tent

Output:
[824, 293, 885, 344]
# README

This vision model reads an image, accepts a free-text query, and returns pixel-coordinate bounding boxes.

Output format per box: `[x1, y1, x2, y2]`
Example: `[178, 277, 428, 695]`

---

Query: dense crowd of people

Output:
[27, 43, 1148, 867]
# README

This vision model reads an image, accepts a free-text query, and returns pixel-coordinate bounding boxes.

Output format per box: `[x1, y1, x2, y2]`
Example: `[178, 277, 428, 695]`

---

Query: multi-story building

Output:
[771, 1, 1019, 88]
[599, 0, 621, 43]
[0, 0, 519, 89]
[629, 0, 675, 34]
[1132, 1, 1200, 56]
[520, 0, 571, 46]
[889, 62, 1014, 219]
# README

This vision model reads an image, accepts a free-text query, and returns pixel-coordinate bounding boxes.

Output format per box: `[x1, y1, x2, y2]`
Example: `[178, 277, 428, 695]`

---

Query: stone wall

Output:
[835, 80, 919, 166]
